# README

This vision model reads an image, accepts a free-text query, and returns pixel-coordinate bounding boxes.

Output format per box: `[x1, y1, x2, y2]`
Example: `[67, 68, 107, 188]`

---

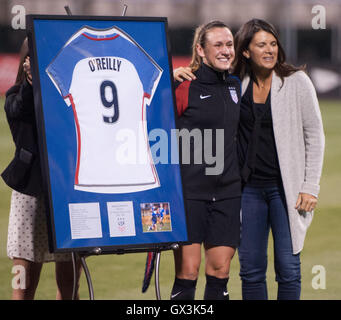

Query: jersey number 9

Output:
[100, 80, 119, 124]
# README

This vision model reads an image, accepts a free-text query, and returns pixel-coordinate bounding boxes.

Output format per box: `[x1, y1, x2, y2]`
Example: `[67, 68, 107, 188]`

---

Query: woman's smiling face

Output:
[197, 27, 235, 72]
[243, 30, 278, 72]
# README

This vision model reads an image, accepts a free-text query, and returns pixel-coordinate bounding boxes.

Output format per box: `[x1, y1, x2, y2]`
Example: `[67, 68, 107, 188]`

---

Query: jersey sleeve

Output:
[46, 37, 85, 99]
[120, 38, 162, 102]
[175, 80, 191, 117]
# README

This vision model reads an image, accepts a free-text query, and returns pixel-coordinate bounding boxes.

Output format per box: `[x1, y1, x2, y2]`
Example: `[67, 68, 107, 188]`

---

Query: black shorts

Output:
[184, 197, 241, 247]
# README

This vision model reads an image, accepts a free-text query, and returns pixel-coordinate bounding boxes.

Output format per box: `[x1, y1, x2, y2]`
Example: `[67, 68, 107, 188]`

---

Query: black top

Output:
[238, 80, 281, 187]
[175, 63, 241, 201]
[1, 79, 43, 196]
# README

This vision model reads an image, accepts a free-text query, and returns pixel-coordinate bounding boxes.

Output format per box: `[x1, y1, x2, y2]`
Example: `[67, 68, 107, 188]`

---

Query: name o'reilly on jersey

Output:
[88, 57, 122, 72]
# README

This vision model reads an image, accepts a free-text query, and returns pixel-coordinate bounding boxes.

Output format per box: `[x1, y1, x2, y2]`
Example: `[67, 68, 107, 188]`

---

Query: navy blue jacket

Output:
[175, 63, 241, 201]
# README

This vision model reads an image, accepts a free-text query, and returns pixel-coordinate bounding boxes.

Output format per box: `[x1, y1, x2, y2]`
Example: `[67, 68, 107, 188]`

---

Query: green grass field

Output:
[0, 97, 340, 300]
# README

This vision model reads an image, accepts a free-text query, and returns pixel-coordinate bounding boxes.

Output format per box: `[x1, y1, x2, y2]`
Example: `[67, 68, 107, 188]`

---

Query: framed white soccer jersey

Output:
[46, 26, 163, 194]
[27, 15, 188, 253]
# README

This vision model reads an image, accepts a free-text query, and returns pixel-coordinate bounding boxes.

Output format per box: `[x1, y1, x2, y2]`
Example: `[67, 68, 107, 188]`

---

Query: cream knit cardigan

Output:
[241, 71, 325, 254]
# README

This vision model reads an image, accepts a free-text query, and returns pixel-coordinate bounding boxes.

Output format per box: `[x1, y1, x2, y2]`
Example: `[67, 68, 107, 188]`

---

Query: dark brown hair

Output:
[233, 19, 304, 84]
[15, 37, 30, 85]
[189, 20, 231, 72]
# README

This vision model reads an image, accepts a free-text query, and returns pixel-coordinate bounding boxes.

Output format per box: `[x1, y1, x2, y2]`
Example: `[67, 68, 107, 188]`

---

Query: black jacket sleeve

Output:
[1, 80, 43, 197]
[4, 78, 35, 120]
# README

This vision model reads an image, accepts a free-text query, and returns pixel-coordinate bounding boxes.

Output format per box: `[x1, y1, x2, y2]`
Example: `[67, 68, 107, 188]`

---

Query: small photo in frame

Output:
[140, 202, 172, 232]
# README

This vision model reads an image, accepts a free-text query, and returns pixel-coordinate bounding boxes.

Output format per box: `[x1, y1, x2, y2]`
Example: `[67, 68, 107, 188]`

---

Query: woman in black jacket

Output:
[171, 21, 241, 300]
[2, 38, 81, 300]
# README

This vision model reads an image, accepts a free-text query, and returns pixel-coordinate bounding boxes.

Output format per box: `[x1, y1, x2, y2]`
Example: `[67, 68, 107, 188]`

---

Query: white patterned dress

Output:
[7, 190, 71, 263]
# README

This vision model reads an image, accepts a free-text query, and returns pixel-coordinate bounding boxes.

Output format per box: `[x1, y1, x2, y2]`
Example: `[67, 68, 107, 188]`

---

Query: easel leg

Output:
[71, 252, 78, 300]
[155, 251, 161, 300]
[80, 255, 95, 300]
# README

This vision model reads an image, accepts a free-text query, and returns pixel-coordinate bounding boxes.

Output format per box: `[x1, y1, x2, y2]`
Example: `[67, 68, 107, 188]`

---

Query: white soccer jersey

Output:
[46, 26, 163, 193]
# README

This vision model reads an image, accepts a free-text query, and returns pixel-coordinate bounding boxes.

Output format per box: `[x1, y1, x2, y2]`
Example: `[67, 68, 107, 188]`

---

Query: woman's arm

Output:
[4, 79, 34, 119]
[295, 71, 325, 211]
[4, 56, 34, 119]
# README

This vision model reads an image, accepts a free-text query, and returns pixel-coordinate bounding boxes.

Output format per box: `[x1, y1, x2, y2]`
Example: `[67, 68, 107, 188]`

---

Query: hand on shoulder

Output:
[173, 67, 196, 82]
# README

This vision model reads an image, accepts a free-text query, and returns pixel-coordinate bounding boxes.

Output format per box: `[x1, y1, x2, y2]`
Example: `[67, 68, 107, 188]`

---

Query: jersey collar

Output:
[195, 63, 229, 84]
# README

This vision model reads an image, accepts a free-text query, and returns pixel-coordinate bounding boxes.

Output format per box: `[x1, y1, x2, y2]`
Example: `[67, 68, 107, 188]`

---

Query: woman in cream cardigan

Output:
[234, 18, 324, 300]
[174, 18, 325, 300]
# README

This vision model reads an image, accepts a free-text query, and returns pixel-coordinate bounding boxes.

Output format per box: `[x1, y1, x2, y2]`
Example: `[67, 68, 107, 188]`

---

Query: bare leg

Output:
[204, 245, 236, 278]
[173, 243, 202, 280]
[203, 245, 236, 300]
[171, 243, 202, 300]
[11, 258, 43, 300]
[55, 260, 82, 300]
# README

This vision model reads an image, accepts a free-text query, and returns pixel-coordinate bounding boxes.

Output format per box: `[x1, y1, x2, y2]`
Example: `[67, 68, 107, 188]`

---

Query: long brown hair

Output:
[15, 37, 29, 85]
[233, 19, 304, 84]
[189, 20, 231, 72]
